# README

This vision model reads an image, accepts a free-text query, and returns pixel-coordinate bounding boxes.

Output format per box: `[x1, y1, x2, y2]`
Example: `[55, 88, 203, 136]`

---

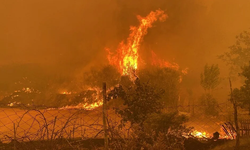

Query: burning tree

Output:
[107, 9, 167, 77]
[105, 9, 183, 110]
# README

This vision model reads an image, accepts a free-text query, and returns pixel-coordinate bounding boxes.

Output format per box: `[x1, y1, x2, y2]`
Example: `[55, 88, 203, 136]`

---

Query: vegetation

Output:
[83, 65, 120, 89]
[112, 75, 189, 149]
[115, 80, 164, 127]
[138, 67, 181, 108]
[200, 64, 220, 92]
[219, 30, 250, 77]
[199, 93, 219, 116]
[199, 64, 220, 116]
[231, 62, 250, 114]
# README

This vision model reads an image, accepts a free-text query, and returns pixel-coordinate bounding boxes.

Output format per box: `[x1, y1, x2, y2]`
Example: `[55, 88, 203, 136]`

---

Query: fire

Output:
[151, 51, 188, 82]
[107, 9, 167, 76]
[189, 130, 234, 140]
[151, 51, 189, 74]
[151, 51, 180, 71]
[59, 101, 103, 110]
[82, 101, 103, 110]
[191, 130, 211, 138]
[59, 87, 103, 110]
[61, 91, 72, 95]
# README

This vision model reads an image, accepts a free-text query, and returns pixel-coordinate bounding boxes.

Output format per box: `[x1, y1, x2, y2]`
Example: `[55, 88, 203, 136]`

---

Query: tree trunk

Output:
[234, 103, 240, 149]
[103, 82, 108, 150]
[229, 78, 240, 150]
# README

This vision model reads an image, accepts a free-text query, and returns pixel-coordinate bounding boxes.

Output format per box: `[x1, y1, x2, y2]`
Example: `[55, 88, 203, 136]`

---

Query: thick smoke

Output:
[0, 0, 250, 99]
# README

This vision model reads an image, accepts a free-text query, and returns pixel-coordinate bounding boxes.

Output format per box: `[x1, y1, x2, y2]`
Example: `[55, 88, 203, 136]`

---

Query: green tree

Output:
[83, 65, 120, 89]
[200, 64, 220, 116]
[138, 67, 180, 108]
[112, 80, 189, 150]
[233, 62, 250, 114]
[200, 64, 220, 92]
[144, 112, 188, 135]
[219, 30, 250, 77]
[116, 81, 164, 127]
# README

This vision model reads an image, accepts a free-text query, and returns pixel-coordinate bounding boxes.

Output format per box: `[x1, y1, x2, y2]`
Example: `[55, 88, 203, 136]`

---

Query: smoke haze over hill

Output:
[0, 0, 250, 98]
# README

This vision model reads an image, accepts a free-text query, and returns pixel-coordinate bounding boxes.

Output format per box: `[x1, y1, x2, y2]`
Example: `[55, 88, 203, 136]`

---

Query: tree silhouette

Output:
[200, 64, 220, 92]
[219, 30, 250, 77]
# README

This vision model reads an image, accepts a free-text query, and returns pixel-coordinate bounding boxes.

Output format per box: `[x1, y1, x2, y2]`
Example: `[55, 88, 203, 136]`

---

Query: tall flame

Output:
[107, 10, 167, 75]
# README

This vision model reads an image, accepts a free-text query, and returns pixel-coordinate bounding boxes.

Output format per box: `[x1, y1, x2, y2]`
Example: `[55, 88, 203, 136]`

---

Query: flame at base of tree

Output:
[107, 9, 167, 76]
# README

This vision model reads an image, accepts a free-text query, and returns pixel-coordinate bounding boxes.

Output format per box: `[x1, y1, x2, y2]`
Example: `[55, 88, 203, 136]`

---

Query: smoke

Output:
[0, 0, 250, 98]
[0, 0, 118, 69]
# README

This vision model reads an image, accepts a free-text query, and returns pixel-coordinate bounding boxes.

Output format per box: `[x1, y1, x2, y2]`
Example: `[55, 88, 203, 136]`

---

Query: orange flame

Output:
[191, 130, 211, 139]
[59, 101, 103, 110]
[58, 87, 103, 110]
[107, 10, 167, 75]
[151, 51, 180, 71]
[189, 130, 234, 140]
[151, 51, 188, 82]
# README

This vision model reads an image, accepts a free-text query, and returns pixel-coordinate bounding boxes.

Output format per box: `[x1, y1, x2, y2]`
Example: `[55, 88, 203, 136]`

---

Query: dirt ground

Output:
[0, 107, 107, 143]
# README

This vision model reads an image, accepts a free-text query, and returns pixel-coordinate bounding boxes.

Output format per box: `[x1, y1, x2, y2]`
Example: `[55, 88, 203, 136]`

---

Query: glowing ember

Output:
[107, 9, 167, 76]
[22, 87, 32, 93]
[61, 91, 72, 95]
[181, 68, 189, 75]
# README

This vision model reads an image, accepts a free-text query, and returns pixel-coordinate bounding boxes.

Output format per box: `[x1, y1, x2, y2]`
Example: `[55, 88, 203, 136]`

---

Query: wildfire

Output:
[151, 51, 189, 74]
[151, 51, 180, 71]
[107, 9, 167, 76]
[61, 91, 72, 95]
[59, 101, 103, 110]
[189, 130, 234, 140]
[191, 130, 211, 139]
[59, 87, 103, 110]
[151, 51, 188, 82]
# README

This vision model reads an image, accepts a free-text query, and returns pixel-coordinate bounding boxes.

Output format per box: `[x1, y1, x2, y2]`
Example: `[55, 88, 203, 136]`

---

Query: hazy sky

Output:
[0, 0, 250, 91]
